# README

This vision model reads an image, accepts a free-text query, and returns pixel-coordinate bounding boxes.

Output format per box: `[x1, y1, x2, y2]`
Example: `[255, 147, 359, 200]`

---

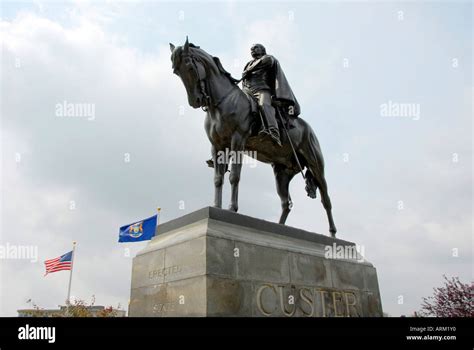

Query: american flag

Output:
[44, 251, 73, 276]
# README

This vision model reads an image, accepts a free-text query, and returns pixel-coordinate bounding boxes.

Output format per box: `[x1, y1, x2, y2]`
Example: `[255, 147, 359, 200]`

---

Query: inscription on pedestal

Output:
[152, 301, 177, 315]
[148, 265, 182, 280]
[256, 283, 360, 317]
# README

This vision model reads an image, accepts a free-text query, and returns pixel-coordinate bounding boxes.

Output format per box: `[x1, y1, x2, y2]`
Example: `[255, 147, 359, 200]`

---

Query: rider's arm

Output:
[258, 55, 274, 69]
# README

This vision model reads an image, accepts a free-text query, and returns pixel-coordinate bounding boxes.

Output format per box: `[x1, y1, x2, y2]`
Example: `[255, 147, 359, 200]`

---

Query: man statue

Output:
[241, 44, 301, 146]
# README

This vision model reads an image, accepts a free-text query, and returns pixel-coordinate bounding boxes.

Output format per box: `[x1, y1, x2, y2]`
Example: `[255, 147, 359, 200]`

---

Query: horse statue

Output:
[170, 38, 337, 237]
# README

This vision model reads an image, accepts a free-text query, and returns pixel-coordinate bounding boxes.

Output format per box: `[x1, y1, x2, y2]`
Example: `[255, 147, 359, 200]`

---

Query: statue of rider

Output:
[241, 44, 301, 146]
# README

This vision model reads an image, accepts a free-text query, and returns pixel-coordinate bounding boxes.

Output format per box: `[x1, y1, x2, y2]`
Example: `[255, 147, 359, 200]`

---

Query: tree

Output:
[23, 295, 123, 317]
[419, 275, 473, 317]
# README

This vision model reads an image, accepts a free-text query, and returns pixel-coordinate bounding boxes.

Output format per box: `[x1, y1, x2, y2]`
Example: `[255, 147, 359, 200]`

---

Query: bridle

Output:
[178, 51, 232, 112]
[181, 53, 211, 111]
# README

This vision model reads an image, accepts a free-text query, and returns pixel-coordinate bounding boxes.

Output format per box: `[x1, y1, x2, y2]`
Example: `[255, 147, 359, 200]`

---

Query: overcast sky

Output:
[1, 0, 472, 317]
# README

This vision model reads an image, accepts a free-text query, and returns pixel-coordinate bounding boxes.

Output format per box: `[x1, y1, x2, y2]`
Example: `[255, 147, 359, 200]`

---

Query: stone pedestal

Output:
[128, 207, 383, 317]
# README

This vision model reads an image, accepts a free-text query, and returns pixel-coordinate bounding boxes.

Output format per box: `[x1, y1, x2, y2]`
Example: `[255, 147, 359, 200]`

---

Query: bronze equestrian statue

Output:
[170, 38, 337, 237]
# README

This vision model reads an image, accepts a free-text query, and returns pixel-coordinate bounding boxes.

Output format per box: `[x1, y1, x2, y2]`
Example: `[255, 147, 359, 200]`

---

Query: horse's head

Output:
[170, 37, 209, 109]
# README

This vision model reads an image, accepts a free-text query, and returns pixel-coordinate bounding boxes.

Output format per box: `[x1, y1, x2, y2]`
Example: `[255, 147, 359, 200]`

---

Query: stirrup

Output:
[269, 131, 282, 146]
[272, 136, 282, 147]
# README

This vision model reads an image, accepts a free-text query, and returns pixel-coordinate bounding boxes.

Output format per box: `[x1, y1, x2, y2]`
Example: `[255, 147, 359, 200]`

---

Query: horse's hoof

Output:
[206, 159, 214, 168]
[228, 205, 238, 212]
[330, 227, 337, 238]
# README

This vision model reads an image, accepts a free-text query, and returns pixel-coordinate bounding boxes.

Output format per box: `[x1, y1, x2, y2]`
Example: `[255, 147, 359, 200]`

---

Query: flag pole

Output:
[156, 207, 161, 234]
[66, 241, 76, 307]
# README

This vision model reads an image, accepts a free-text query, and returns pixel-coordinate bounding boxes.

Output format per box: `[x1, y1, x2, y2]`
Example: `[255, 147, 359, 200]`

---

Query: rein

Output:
[188, 54, 231, 112]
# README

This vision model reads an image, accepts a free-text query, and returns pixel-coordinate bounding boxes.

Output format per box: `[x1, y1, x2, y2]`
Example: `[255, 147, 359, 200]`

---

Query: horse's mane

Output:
[171, 43, 239, 84]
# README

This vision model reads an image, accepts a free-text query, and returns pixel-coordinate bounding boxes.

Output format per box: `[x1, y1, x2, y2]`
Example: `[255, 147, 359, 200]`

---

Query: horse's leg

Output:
[316, 175, 337, 237]
[212, 145, 226, 208]
[273, 164, 295, 224]
[299, 137, 337, 237]
[228, 133, 245, 212]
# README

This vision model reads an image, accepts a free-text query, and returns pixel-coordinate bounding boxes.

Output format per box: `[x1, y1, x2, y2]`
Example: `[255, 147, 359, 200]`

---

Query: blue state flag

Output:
[118, 215, 157, 243]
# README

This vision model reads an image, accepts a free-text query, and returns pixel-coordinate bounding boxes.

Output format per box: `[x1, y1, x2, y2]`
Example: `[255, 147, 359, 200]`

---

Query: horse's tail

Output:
[305, 169, 318, 198]
[302, 125, 325, 199]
